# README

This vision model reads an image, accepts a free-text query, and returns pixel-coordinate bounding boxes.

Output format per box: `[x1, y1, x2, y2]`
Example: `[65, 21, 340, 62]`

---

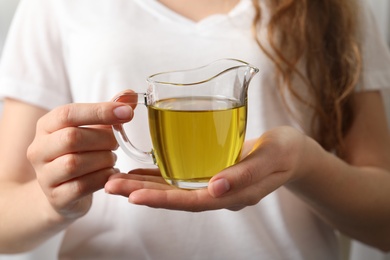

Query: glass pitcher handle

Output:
[112, 92, 155, 165]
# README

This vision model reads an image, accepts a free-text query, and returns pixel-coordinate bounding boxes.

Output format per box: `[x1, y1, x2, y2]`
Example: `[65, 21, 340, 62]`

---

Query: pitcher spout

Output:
[243, 62, 259, 90]
[218, 59, 259, 103]
[214, 58, 259, 91]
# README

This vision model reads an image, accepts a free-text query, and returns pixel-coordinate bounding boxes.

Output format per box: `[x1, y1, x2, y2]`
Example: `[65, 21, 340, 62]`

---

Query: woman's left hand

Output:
[105, 126, 313, 211]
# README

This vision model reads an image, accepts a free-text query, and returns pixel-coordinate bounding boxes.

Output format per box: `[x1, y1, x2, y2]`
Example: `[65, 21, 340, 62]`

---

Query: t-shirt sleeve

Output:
[0, 0, 72, 110]
[356, 0, 390, 92]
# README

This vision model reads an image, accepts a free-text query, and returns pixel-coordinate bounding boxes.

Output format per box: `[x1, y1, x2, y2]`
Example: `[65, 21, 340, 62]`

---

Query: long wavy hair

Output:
[251, 0, 362, 156]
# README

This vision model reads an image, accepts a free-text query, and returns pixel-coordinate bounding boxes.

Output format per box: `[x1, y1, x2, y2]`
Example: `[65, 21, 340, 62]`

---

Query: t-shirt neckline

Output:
[133, 0, 252, 29]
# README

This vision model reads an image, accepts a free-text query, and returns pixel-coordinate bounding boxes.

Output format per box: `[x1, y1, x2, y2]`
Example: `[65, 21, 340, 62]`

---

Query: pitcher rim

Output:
[147, 58, 259, 86]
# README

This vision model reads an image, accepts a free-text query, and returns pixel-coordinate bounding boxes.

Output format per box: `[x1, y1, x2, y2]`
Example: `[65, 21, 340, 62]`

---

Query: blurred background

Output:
[0, 0, 389, 259]
[0, 0, 18, 61]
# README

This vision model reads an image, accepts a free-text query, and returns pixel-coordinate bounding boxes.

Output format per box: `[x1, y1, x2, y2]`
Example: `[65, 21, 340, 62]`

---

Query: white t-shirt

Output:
[0, 0, 390, 259]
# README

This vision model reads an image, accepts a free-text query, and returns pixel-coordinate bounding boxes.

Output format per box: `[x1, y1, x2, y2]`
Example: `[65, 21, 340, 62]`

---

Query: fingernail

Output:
[210, 178, 230, 197]
[113, 105, 132, 120]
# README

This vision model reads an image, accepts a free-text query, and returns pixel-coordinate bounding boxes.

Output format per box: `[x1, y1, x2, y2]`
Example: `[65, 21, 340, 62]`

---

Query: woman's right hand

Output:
[27, 102, 133, 220]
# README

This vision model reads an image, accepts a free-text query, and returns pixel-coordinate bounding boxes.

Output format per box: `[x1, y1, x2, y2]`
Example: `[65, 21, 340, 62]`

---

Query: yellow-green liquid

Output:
[148, 97, 247, 189]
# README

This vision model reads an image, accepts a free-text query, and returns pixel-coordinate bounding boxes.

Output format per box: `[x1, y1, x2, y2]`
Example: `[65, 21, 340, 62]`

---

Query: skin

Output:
[158, 0, 239, 21]
[0, 0, 389, 254]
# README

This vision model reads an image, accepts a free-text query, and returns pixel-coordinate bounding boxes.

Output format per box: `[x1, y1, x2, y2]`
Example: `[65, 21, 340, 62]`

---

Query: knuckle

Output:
[35, 116, 46, 132]
[26, 144, 38, 163]
[56, 105, 73, 126]
[46, 187, 63, 209]
[70, 180, 84, 197]
[48, 188, 59, 203]
[237, 165, 254, 187]
[48, 188, 74, 214]
[61, 127, 82, 150]
[51, 183, 82, 210]
[62, 153, 80, 173]
[45, 182, 92, 218]
[94, 105, 106, 122]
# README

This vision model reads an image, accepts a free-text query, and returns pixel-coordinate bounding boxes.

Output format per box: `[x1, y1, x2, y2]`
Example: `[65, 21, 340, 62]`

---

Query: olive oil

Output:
[148, 97, 246, 189]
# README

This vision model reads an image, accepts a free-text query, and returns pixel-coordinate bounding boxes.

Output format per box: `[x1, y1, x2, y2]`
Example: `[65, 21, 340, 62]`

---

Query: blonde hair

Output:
[252, 0, 362, 155]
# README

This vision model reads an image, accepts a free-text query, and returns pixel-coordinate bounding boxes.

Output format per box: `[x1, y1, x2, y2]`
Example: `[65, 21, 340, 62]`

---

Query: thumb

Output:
[208, 177, 231, 198]
[208, 156, 259, 198]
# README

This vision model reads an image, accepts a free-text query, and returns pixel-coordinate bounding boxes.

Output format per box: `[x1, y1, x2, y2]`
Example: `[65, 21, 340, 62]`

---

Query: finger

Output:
[208, 155, 257, 197]
[105, 175, 171, 197]
[128, 189, 221, 212]
[209, 149, 291, 206]
[208, 148, 271, 198]
[108, 171, 167, 184]
[48, 167, 118, 211]
[127, 168, 162, 176]
[111, 90, 139, 110]
[41, 151, 117, 187]
[35, 127, 118, 161]
[38, 102, 133, 134]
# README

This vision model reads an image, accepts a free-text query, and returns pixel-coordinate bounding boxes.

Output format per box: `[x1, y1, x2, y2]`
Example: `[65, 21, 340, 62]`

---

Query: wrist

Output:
[285, 134, 339, 203]
[288, 135, 329, 185]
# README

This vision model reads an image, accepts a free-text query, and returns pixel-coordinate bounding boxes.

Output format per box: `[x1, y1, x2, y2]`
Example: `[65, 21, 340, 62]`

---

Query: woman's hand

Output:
[27, 102, 133, 220]
[105, 126, 314, 211]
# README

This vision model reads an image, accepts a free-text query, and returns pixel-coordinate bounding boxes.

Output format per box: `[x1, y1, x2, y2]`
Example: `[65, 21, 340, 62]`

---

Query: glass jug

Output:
[112, 58, 259, 189]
